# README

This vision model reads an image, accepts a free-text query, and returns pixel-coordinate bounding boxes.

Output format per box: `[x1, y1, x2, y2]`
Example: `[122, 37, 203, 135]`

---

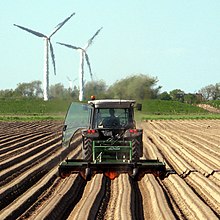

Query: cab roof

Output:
[88, 99, 136, 108]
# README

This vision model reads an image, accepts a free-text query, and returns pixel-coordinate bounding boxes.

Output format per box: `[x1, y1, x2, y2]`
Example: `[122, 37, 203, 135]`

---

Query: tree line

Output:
[0, 74, 219, 102]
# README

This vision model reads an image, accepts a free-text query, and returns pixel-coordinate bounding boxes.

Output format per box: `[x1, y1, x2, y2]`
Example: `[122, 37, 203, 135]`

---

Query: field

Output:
[0, 119, 219, 219]
[1, 99, 220, 121]
[0, 98, 71, 121]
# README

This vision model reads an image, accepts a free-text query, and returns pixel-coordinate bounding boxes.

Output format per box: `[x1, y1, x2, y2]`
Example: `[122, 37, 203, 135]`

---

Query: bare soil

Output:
[197, 104, 220, 113]
[0, 120, 219, 219]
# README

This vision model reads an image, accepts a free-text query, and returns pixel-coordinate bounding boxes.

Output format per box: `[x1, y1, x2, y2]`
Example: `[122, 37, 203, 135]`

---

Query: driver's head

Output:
[109, 109, 115, 116]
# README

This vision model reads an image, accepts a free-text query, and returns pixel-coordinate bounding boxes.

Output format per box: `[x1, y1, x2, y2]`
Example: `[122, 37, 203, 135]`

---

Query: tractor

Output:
[59, 98, 166, 181]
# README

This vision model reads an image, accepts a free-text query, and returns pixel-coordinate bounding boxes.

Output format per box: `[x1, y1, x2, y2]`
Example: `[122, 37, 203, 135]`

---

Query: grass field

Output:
[0, 98, 220, 121]
[0, 98, 72, 121]
[0, 98, 72, 114]
[141, 99, 207, 114]
[137, 99, 220, 120]
[207, 100, 220, 108]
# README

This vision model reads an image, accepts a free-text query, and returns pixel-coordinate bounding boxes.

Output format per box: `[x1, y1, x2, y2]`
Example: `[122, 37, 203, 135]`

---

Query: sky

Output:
[1, 0, 220, 93]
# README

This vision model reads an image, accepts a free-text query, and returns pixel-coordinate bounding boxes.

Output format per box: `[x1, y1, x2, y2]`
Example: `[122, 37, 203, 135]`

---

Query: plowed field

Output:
[0, 120, 219, 219]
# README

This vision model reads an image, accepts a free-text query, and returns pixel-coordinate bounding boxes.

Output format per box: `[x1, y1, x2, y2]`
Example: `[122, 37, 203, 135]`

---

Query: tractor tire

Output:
[139, 140, 143, 157]
[137, 134, 143, 157]
[132, 139, 139, 161]
[82, 137, 93, 161]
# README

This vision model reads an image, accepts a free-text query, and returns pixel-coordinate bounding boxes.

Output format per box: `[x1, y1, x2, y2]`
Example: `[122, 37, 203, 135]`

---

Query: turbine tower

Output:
[57, 27, 102, 101]
[67, 76, 73, 91]
[67, 76, 77, 91]
[14, 12, 75, 101]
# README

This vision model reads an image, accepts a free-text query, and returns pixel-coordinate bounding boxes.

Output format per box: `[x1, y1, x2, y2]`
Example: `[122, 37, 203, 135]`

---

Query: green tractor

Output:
[59, 98, 166, 181]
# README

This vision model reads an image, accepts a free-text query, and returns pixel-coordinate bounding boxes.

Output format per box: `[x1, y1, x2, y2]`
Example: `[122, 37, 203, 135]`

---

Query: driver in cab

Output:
[103, 109, 120, 127]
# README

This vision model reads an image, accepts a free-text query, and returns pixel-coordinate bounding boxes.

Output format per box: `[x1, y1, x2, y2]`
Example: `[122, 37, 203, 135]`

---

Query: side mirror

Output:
[136, 103, 142, 111]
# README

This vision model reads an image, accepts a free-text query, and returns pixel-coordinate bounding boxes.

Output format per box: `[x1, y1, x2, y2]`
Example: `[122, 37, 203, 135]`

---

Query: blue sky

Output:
[1, 0, 220, 93]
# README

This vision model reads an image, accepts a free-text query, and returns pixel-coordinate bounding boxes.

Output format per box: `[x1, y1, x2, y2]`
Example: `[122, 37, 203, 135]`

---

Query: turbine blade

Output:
[85, 52, 93, 80]
[85, 27, 103, 49]
[49, 40, 56, 75]
[14, 24, 47, 38]
[57, 42, 82, 50]
[49, 12, 75, 37]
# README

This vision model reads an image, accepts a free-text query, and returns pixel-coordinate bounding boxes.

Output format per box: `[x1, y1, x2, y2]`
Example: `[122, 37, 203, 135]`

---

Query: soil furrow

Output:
[43, 175, 87, 220]
[0, 137, 81, 212]
[0, 139, 81, 219]
[186, 172, 220, 217]
[0, 120, 219, 219]
[104, 174, 132, 220]
[0, 136, 61, 171]
[0, 140, 61, 186]
[139, 175, 176, 220]
[16, 144, 82, 219]
[0, 131, 52, 149]
[0, 132, 55, 162]
[162, 174, 218, 219]
[67, 174, 103, 219]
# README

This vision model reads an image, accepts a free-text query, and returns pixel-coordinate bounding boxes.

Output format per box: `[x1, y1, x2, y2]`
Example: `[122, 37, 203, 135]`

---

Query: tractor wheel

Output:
[85, 167, 92, 181]
[132, 139, 139, 161]
[137, 135, 143, 157]
[139, 141, 143, 157]
[82, 137, 93, 161]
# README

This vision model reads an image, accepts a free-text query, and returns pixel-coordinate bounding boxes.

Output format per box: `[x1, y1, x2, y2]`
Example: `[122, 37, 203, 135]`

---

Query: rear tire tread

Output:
[82, 138, 93, 161]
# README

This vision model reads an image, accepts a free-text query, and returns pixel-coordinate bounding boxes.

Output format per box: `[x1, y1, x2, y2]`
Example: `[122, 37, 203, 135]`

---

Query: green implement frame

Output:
[59, 140, 167, 180]
[92, 140, 132, 162]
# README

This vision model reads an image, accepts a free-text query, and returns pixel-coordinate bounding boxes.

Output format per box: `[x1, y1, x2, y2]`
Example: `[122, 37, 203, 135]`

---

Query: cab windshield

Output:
[93, 108, 133, 128]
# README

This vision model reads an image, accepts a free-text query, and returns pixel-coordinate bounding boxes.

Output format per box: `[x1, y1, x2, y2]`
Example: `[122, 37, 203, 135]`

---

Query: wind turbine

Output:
[14, 12, 75, 101]
[67, 76, 77, 91]
[57, 27, 103, 101]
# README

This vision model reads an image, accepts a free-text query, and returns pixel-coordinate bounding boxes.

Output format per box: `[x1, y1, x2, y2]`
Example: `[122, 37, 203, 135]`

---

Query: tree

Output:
[14, 80, 43, 98]
[158, 91, 171, 100]
[108, 74, 160, 100]
[70, 85, 79, 100]
[198, 83, 220, 100]
[0, 89, 15, 98]
[49, 83, 68, 99]
[31, 81, 43, 97]
[184, 93, 197, 104]
[84, 80, 107, 100]
[169, 89, 185, 102]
